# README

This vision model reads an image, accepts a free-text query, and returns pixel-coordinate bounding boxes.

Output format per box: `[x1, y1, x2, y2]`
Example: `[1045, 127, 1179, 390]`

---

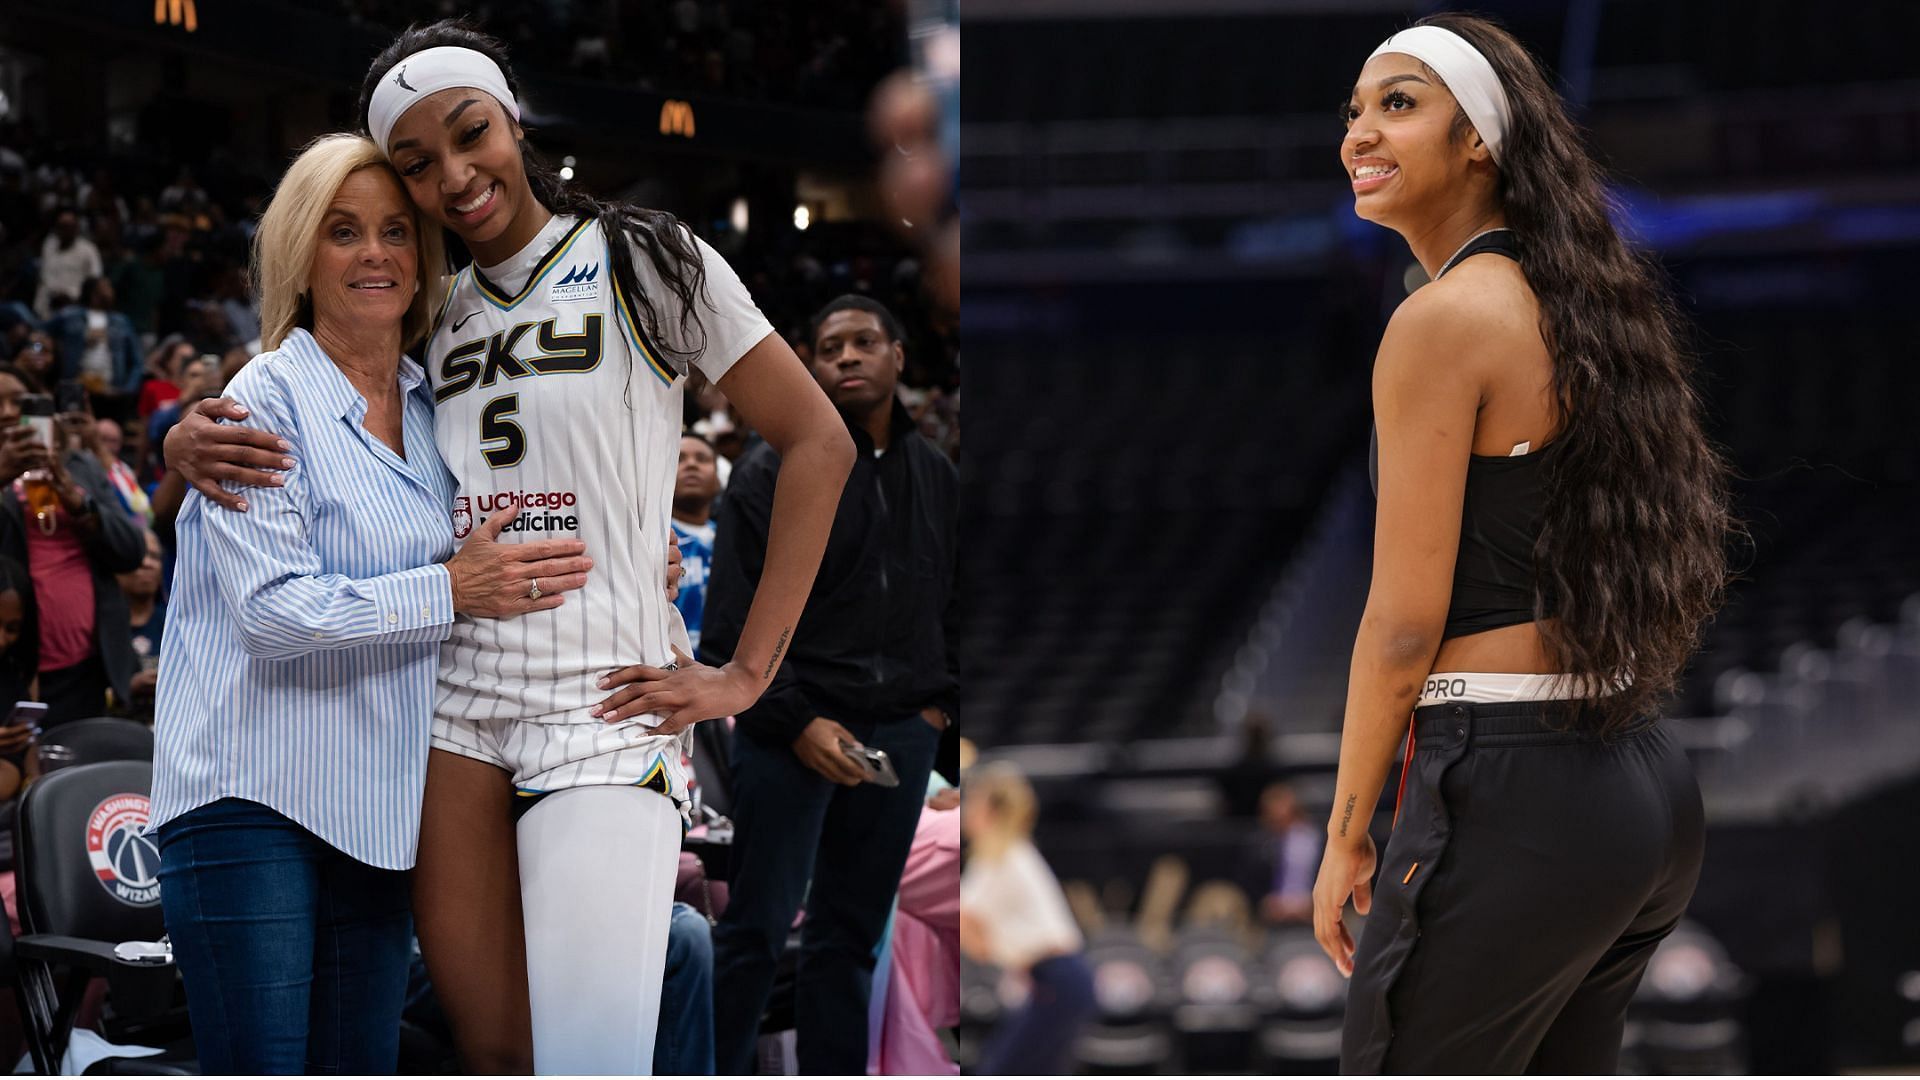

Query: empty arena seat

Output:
[38, 719, 155, 769]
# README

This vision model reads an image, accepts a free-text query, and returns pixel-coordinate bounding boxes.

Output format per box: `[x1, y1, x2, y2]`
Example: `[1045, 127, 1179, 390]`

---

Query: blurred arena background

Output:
[962, 0, 1920, 1072]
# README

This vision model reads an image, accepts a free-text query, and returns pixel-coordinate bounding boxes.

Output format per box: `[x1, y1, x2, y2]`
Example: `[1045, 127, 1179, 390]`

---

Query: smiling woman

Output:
[1315, 12, 1729, 1076]
[250, 137, 444, 359]
[147, 133, 598, 1075]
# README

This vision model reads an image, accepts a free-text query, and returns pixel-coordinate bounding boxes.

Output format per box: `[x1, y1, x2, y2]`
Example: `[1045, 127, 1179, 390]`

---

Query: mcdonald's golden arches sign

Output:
[659, 100, 695, 139]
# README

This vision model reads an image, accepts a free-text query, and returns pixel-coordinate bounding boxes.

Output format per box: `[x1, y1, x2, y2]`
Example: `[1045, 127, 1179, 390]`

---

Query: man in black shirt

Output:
[705, 295, 958, 1074]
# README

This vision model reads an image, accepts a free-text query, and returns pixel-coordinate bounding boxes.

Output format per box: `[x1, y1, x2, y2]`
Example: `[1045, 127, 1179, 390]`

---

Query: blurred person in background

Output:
[8, 330, 55, 394]
[49, 276, 142, 403]
[868, 68, 956, 317]
[959, 761, 1094, 1077]
[210, 265, 261, 351]
[217, 346, 251, 391]
[871, 774, 963, 1074]
[652, 901, 717, 1076]
[0, 553, 30, 691]
[91, 417, 152, 528]
[1245, 781, 1319, 926]
[118, 528, 165, 717]
[185, 299, 239, 358]
[1315, 15, 1726, 1074]
[144, 353, 220, 495]
[0, 556, 33, 797]
[34, 208, 100, 319]
[136, 336, 195, 421]
[707, 293, 957, 1074]
[0, 364, 143, 726]
[109, 230, 166, 345]
[670, 433, 721, 651]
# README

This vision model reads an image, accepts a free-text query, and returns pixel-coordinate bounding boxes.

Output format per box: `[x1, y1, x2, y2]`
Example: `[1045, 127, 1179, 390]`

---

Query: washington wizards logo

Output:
[394, 65, 416, 92]
[86, 794, 161, 907]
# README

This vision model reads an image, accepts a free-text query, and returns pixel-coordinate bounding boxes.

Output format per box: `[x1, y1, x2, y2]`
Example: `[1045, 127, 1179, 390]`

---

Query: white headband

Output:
[1367, 26, 1511, 163]
[367, 46, 520, 157]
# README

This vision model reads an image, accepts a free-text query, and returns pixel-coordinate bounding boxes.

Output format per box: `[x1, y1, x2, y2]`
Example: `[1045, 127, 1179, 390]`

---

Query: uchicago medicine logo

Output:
[453, 491, 583, 538]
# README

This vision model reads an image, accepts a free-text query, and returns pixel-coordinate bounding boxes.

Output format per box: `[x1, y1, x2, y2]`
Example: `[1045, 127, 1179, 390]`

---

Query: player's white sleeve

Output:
[626, 229, 775, 385]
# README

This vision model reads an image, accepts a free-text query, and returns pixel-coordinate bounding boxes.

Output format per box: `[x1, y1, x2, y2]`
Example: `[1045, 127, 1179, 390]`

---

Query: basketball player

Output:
[164, 20, 853, 1074]
[1314, 14, 1732, 1073]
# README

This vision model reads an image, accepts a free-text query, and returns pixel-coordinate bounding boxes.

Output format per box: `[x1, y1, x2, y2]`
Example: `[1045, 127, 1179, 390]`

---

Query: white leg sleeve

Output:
[518, 785, 681, 1075]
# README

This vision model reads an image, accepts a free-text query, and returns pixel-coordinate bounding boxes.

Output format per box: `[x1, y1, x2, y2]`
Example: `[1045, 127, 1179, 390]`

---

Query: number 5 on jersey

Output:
[481, 394, 527, 468]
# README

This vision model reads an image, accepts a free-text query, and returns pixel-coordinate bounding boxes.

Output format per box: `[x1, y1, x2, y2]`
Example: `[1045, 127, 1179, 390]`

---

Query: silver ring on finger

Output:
[528, 578, 542, 601]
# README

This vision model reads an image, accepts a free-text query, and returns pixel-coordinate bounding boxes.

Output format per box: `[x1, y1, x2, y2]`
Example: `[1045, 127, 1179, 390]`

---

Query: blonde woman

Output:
[960, 762, 1097, 1075]
[148, 134, 591, 1074]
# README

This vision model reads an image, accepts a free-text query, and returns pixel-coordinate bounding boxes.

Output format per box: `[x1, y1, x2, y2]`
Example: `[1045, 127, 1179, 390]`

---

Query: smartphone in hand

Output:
[839, 741, 901, 788]
[6, 701, 48, 739]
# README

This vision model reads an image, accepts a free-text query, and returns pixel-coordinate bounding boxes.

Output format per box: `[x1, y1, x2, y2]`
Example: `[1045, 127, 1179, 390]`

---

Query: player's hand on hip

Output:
[1312, 831, 1377, 978]
[666, 529, 684, 601]
[446, 497, 592, 619]
[793, 717, 868, 787]
[591, 646, 757, 733]
[165, 397, 295, 512]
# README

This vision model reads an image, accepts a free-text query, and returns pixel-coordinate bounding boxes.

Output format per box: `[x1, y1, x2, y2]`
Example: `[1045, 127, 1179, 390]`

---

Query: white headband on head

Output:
[367, 46, 520, 157]
[1367, 26, 1511, 163]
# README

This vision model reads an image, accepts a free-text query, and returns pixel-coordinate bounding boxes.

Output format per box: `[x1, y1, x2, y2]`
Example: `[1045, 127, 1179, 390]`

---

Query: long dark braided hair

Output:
[358, 19, 710, 374]
[1416, 11, 1735, 735]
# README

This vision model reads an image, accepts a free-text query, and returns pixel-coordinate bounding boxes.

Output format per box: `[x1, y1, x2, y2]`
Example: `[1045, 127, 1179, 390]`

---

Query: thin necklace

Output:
[1435, 227, 1514, 279]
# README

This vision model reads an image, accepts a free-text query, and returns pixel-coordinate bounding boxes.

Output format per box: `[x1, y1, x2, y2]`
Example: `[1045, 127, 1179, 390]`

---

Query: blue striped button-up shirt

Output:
[150, 329, 458, 869]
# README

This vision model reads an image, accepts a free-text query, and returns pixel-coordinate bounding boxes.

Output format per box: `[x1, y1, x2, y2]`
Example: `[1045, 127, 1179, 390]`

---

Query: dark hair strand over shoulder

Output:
[1419, 11, 1737, 737]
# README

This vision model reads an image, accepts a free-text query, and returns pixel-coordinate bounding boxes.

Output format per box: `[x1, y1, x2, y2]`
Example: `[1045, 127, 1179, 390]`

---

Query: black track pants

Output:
[1340, 700, 1705, 1074]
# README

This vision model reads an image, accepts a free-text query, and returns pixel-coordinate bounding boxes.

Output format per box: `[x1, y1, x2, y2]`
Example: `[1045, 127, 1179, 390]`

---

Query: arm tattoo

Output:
[1338, 794, 1357, 838]
[763, 626, 792, 680]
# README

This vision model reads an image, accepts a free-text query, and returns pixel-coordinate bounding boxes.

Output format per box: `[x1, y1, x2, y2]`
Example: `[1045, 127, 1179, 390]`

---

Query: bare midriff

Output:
[1431, 617, 1560, 676]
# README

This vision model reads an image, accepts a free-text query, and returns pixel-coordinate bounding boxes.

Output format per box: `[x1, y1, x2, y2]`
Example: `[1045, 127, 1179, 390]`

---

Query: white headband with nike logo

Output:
[1367, 26, 1511, 164]
[368, 46, 521, 157]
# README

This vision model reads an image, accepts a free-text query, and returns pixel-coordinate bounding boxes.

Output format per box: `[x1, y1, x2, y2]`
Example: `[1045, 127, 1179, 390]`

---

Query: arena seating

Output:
[962, 317, 1373, 747]
[12, 761, 193, 1074]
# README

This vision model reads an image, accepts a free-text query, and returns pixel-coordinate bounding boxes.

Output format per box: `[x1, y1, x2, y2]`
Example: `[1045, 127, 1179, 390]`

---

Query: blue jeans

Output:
[654, 901, 716, 1075]
[712, 716, 941, 1075]
[156, 798, 413, 1074]
[978, 954, 1096, 1075]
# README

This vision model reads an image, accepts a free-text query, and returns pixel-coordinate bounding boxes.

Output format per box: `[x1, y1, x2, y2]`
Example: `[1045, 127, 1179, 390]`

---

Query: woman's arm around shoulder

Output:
[193, 359, 456, 660]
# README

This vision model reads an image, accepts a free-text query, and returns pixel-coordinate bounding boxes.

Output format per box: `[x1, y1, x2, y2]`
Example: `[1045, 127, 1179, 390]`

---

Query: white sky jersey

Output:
[429, 215, 773, 725]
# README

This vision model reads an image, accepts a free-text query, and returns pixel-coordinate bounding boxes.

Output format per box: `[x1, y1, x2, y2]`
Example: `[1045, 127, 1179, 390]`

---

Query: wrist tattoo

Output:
[1338, 794, 1357, 837]
[763, 626, 791, 680]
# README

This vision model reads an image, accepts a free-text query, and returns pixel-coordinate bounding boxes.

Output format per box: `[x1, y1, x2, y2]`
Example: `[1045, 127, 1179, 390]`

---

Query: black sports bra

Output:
[1368, 229, 1555, 639]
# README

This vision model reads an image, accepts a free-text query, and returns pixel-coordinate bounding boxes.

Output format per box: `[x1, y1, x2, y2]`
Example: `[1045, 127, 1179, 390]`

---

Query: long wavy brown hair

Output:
[1418, 11, 1734, 735]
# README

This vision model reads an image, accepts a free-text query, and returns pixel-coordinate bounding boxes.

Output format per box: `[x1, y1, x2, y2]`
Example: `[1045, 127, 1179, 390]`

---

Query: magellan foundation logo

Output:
[552, 263, 600, 303]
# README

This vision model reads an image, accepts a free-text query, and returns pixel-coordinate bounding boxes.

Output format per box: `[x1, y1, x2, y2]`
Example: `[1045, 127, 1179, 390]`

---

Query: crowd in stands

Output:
[313, 0, 904, 108]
